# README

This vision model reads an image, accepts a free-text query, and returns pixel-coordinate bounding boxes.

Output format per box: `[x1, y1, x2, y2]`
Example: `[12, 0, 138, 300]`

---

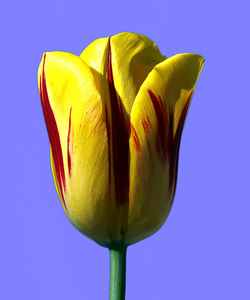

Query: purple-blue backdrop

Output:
[1, 0, 249, 299]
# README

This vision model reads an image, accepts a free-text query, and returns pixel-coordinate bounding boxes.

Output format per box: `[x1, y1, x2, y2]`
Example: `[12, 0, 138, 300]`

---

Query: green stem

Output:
[109, 245, 127, 300]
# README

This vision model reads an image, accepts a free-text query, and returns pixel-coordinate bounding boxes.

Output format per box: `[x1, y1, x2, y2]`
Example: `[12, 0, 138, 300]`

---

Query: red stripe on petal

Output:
[107, 39, 129, 206]
[67, 107, 72, 176]
[142, 118, 150, 133]
[147, 89, 193, 198]
[147, 89, 169, 166]
[105, 103, 112, 196]
[141, 117, 152, 162]
[146, 115, 152, 128]
[199, 59, 205, 72]
[39, 54, 68, 212]
[131, 123, 140, 151]
[169, 91, 193, 191]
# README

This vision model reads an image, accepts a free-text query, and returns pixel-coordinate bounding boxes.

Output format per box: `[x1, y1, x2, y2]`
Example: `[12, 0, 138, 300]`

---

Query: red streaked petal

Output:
[131, 123, 140, 152]
[106, 39, 129, 206]
[147, 89, 171, 167]
[39, 54, 68, 212]
[147, 89, 193, 193]
[169, 90, 193, 193]
[67, 107, 72, 176]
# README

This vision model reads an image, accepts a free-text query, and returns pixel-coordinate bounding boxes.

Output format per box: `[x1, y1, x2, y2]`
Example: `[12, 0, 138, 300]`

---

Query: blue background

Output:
[1, 0, 249, 299]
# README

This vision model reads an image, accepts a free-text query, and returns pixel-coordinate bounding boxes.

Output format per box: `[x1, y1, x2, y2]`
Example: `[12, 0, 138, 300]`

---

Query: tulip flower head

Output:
[38, 32, 204, 249]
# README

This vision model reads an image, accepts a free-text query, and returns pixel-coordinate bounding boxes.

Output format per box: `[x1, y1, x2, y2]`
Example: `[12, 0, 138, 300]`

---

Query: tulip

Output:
[38, 32, 204, 300]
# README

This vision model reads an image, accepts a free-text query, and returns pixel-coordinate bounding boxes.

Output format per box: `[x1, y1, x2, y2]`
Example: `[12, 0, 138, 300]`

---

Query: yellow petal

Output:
[81, 32, 166, 115]
[127, 53, 204, 244]
[38, 51, 118, 245]
[80, 37, 109, 76]
[110, 32, 166, 114]
[81, 38, 130, 242]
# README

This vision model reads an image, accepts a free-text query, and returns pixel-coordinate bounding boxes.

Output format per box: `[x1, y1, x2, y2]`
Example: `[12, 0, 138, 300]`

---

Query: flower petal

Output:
[110, 32, 166, 114]
[80, 37, 109, 76]
[127, 53, 204, 244]
[38, 51, 118, 245]
[81, 32, 166, 115]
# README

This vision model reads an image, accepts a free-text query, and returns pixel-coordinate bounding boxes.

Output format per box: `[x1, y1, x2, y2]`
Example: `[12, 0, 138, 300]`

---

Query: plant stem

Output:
[109, 245, 127, 300]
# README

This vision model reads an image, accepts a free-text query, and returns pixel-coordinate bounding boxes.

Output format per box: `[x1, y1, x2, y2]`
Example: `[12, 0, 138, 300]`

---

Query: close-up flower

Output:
[38, 32, 204, 300]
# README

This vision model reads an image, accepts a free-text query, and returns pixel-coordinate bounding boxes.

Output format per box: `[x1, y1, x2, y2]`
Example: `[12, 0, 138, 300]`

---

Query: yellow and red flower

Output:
[38, 32, 204, 248]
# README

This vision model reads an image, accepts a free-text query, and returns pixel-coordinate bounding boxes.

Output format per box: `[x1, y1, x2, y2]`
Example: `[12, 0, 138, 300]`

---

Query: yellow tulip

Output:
[38, 32, 204, 249]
